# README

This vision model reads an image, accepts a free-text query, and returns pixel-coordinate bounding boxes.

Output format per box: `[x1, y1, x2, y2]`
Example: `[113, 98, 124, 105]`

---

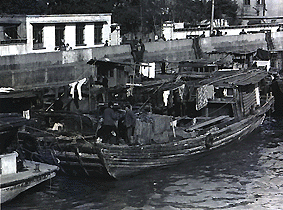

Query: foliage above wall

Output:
[0, 0, 240, 35]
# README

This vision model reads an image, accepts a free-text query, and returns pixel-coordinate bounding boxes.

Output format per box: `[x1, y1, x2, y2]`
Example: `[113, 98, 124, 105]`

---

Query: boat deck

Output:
[1, 160, 59, 188]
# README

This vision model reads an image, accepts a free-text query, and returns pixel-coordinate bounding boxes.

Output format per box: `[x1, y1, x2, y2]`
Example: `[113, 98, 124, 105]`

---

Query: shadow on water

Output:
[3, 116, 283, 210]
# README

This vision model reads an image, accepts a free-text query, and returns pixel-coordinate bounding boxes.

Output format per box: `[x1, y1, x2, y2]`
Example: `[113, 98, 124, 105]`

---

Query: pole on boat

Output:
[210, 0, 215, 36]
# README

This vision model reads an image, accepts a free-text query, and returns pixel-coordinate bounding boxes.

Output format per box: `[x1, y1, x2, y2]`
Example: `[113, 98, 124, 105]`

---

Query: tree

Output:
[0, 0, 44, 14]
[0, 0, 240, 34]
[172, 0, 239, 26]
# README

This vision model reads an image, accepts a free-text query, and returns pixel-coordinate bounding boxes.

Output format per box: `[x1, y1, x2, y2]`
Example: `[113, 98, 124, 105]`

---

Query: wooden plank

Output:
[187, 115, 229, 131]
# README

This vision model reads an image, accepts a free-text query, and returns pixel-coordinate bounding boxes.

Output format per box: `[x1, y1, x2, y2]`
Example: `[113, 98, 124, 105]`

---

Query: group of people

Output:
[99, 102, 136, 145]
[55, 39, 72, 51]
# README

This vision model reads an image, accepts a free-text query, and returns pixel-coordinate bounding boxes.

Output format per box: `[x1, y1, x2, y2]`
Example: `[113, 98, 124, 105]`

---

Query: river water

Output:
[2, 116, 283, 210]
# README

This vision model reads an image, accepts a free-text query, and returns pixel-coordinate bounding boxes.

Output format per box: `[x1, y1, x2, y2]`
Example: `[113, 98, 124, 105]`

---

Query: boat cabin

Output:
[178, 59, 218, 79]
[87, 59, 134, 88]
[198, 69, 271, 119]
[0, 113, 27, 175]
[0, 152, 18, 175]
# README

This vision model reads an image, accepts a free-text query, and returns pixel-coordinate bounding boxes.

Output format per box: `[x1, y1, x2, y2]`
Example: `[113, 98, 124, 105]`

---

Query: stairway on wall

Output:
[192, 37, 203, 59]
[265, 31, 275, 50]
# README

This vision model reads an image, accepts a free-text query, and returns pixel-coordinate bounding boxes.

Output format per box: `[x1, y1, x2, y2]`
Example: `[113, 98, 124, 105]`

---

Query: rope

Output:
[139, 80, 167, 111]
[25, 125, 59, 137]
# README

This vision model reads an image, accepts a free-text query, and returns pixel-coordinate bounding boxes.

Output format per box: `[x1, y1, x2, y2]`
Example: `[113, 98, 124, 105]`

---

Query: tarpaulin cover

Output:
[255, 48, 270, 61]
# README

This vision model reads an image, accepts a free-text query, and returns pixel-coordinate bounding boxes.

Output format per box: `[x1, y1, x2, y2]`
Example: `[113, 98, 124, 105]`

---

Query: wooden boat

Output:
[19, 111, 108, 178]
[95, 69, 274, 179]
[0, 113, 59, 203]
[1, 154, 59, 204]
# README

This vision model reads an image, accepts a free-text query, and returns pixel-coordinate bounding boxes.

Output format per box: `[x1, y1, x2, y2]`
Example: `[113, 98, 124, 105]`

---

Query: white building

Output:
[0, 14, 121, 56]
[236, 0, 283, 25]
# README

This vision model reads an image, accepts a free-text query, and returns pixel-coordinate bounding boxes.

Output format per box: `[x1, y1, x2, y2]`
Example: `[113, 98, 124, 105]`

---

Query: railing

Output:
[174, 23, 279, 32]
[0, 39, 27, 45]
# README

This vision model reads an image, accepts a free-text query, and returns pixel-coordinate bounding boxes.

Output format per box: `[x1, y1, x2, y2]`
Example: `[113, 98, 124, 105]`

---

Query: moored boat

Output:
[1, 154, 59, 204]
[95, 69, 274, 179]
[0, 113, 59, 204]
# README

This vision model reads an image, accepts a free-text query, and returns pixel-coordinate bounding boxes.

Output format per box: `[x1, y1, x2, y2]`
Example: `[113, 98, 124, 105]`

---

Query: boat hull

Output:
[96, 97, 274, 179]
[1, 160, 58, 204]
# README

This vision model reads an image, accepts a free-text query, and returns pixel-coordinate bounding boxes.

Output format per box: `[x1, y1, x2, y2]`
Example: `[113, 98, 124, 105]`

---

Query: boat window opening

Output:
[226, 89, 234, 97]
[207, 104, 233, 117]
[215, 88, 224, 98]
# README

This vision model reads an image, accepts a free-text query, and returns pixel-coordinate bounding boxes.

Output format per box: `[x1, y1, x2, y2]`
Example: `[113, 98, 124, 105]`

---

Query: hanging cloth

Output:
[163, 90, 170, 106]
[77, 78, 87, 100]
[178, 84, 185, 101]
[69, 81, 77, 99]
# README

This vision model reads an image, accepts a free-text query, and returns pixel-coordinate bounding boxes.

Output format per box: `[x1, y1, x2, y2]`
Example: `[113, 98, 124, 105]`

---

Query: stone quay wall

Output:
[1, 32, 283, 89]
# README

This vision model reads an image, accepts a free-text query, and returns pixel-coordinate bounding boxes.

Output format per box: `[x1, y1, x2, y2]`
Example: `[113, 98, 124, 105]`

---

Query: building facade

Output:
[237, 0, 283, 24]
[0, 14, 120, 56]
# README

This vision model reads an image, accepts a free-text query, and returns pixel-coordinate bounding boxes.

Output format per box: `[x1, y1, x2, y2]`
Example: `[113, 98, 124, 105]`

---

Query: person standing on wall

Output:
[130, 38, 145, 75]
[135, 39, 145, 63]
[130, 37, 139, 63]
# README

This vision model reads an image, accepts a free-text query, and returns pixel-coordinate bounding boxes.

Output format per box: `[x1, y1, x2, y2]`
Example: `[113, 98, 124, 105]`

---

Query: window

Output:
[244, 0, 250, 5]
[4, 25, 18, 40]
[33, 24, 44, 49]
[55, 24, 65, 47]
[76, 23, 85, 45]
[94, 23, 103, 44]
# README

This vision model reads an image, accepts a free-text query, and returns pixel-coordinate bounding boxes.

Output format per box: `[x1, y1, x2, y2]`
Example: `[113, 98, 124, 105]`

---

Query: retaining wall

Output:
[1, 32, 283, 89]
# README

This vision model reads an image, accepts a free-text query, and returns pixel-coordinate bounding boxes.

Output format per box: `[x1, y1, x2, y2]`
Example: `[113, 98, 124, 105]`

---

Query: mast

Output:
[210, 0, 215, 36]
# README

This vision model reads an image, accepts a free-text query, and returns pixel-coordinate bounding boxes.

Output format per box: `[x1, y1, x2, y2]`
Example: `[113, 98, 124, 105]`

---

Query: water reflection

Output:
[3, 117, 283, 210]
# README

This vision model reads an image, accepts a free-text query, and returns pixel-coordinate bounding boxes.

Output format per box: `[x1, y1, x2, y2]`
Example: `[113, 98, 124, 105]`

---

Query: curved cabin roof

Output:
[200, 69, 268, 87]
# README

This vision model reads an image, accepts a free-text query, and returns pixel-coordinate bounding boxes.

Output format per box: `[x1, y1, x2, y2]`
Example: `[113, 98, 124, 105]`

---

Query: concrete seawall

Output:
[1, 32, 283, 89]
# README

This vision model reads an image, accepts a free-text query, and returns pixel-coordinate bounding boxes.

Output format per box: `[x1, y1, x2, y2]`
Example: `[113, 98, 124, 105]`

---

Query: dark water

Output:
[3, 116, 283, 210]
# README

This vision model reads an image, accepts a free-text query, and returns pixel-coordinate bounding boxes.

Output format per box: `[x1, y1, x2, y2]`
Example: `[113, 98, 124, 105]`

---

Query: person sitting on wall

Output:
[210, 30, 216, 37]
[66, 43, 72, 51]
[216, 29, 222, 36]
[104, 40, 109, 46]
[239, 29, 247, 35]
[60, 39, 66, 51]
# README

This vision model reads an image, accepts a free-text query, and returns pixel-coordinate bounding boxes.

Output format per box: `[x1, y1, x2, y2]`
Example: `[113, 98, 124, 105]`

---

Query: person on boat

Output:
[102, 76, 108, 89]
[102, 101, 117, 143]
[124, 104, 136, 144]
